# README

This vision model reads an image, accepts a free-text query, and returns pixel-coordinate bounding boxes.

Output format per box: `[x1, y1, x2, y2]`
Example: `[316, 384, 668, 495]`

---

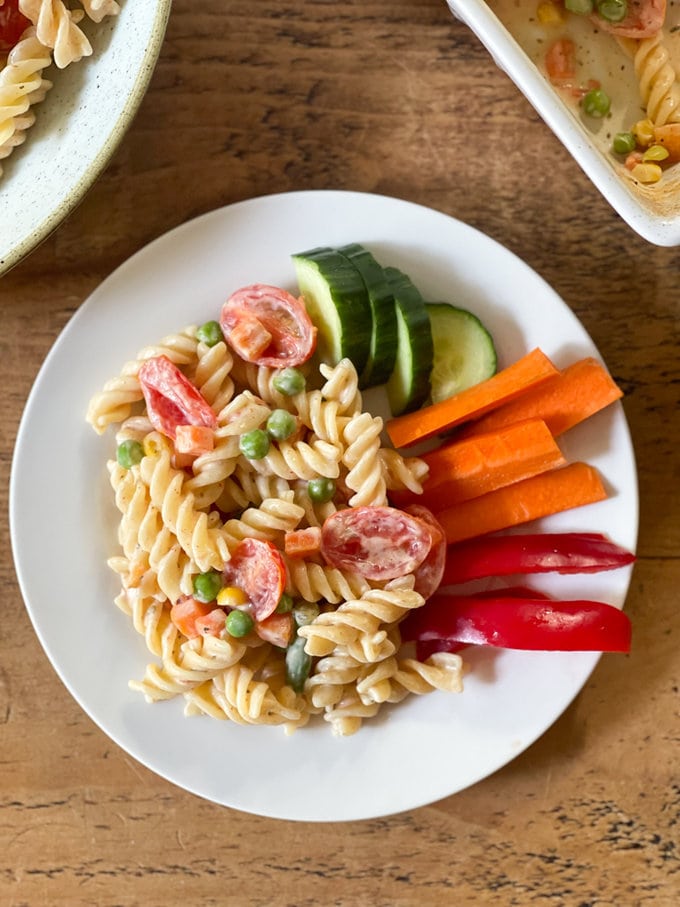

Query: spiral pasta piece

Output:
[356, 652, 465, 705]
[114, 588, 170, 658]
[79, 0, 120, 23]
[0, 30, 52, 169]
[249, 437, 342, 481]
[303, 653, 365, 708]
[319, 358, 362, 414]
[323, 687, 381, 737]
[297, 585, 424, 662]
[341, 411, 387, 506]
[293, 388, 350, 445]
[378, 447, 429, 493]
[19, 0, 92, 68]
[138, 450, 231, 572]
[222, 494, 305, 546]
[284, 555, 371, 604]
[625, 33, 680, 126]
[189, 340, 235, 413]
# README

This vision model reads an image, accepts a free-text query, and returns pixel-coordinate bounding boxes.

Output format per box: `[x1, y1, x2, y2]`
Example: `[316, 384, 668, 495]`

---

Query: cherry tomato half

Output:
[0, 0, 30, 53]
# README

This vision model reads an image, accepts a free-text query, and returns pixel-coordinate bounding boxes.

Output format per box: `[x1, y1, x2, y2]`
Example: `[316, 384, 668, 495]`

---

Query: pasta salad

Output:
[0, 0, 120, 178]
[86, 283, 465, 737]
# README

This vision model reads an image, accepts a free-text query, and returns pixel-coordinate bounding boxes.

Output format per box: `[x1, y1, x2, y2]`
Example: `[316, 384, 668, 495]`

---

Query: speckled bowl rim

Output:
[1, 0, 172, 277]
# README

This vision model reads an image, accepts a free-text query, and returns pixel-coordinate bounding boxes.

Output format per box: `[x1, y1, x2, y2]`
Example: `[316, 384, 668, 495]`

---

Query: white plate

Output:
[0, 1, 171, 276]
[10, 190, 638, 822]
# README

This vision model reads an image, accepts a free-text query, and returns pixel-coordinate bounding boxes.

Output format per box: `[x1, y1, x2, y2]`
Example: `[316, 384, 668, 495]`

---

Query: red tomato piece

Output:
[0, 0, 30, 53]
[592, 0, 665, 39]
[404, 504, 446, 600]
[222, 538, 287, 621]
[138, 355, 217, 441]
[320, 506, 433, 581]
[220, 284, 317, 367]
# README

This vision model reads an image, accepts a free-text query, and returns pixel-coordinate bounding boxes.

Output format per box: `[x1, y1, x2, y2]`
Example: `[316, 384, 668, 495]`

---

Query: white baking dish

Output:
[446, 0, 680, 245]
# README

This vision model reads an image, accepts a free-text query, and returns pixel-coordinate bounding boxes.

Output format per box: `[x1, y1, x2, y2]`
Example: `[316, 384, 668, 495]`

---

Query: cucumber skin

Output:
[336, 243, 398, 389]
[383, 266, 434, 416]
[292, 247, 372, 374]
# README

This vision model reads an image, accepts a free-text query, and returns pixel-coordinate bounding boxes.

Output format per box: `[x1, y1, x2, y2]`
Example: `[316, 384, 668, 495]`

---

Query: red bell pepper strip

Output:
[442, 532, 635, 586]
[401, 592, 632, 653]
[414, 586, 552, 661]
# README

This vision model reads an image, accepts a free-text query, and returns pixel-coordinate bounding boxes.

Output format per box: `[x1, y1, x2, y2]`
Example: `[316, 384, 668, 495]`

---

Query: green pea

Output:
[285, 636, 312, 692]
[225, 609, 254, 638]
[116, 439, 144, 469]
[196, 320, 222, 347]
[597, 0, 627, 21]
[192, 570, 222, 603]
[612, 132, 636, 155]
[239, 428, 270, 460]
[307, 477, 336, 503]
[266, 409, 297, 441]
[293, 602, 320, 629]
[272, 367, 306, 396]
[276, 593, 295, 614]
[565, 0, 593, 13]
[582, 88, 611, 118]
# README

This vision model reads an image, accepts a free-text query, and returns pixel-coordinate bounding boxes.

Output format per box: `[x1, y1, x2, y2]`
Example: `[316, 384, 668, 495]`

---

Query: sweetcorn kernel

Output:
[632, 118, 655, 147]
[143, 433, 172, 457]
[642, 144, 670, 162]
[217, 586, 249, 608]
[537, 1, 564, 24]
[631, 162, 663, 183]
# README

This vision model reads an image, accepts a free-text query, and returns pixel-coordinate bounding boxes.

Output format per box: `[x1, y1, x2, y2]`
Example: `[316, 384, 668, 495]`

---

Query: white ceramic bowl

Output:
[0, 1, 172, 276]
[446, 0, 680, 246]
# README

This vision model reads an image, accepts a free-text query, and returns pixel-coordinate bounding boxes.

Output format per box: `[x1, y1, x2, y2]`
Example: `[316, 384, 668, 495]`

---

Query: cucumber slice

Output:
[336, 243, 398, 388]
[292, 247, 372, 373]
[383, 267, 434, 416]
[426, 303, 497, 403]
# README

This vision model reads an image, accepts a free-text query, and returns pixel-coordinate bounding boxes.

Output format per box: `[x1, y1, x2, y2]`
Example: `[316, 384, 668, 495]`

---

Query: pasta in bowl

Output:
[446, 0, 680, 244]
[0, 0, 171, 275]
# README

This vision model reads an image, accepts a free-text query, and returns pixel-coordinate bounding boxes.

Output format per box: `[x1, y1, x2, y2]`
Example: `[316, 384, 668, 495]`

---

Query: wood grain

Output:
[1, 2, 678, 904]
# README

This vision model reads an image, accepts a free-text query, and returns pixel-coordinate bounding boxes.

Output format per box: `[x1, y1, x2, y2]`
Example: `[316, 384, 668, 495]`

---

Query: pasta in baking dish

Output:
[487, 0, 680, 185]
[0, 0, 119, 177]
[87, 285, 465, 736]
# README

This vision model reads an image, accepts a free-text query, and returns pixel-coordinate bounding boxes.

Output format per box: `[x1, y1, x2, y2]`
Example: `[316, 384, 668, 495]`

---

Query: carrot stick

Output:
[455, 357, 622, 439]
[386, 348, 559, 448]
[434, 462, 608, 545]
[390, 418, 566, 509]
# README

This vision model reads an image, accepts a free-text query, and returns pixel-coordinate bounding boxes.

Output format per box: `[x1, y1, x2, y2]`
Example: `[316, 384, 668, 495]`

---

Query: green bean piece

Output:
[582, 88, 611, 118]
[612, 131, 636, 155]
[565, 0, 593, 14]
[597, 0, 627, 21]
[116, 439, 144, 469]
[266, 409, 298, 441]
[285, 636, 313, 692]
[293, 602, 320, 628]
[196, 320, 223, 347]
[239, 428, 270, 460]
[272, 367, 306, 396]
[276, 593, 295, 614]
[225, 609, 255, 638]
[192, 570, 223, 603]
[307, 477, 336, 503]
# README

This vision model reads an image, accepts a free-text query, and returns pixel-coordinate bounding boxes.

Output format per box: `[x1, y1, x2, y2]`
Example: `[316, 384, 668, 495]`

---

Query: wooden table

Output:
[2, 2, 678, 904]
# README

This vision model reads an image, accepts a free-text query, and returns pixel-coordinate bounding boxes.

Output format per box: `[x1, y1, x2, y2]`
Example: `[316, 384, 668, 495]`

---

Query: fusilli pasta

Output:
[89, 314, 465, 736]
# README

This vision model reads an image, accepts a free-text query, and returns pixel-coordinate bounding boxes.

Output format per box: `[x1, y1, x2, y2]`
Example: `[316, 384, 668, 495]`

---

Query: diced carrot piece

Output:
[455, 358, 623, 439]
[227, 315, 272, 360]
[195, 607, 227, 637]
[545, 38, 576, 84]
[391, 419, 566, 510]
[255, 612, 294, 648]
[435, 462, 608, 545]
[175, 424, 215, 456]
[170, 596, 214, 639]
[284, 526, 322, 558]
[386, 349, 559, 448]
[653, 124, 680, 162]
